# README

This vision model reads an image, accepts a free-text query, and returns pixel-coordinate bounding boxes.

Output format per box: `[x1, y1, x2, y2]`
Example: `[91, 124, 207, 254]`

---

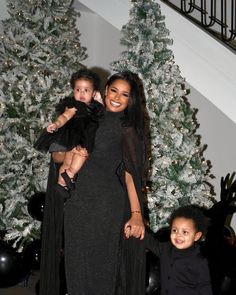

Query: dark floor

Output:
[0, 271, 39, 295]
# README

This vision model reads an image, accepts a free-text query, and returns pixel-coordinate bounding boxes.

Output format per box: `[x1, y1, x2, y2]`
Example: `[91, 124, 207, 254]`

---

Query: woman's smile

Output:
[105, 79, 130, 112]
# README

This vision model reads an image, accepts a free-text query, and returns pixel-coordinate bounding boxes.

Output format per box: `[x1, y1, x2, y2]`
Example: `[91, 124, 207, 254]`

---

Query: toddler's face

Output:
[170, 217, 202, 250]
[73, 79, 95, 105]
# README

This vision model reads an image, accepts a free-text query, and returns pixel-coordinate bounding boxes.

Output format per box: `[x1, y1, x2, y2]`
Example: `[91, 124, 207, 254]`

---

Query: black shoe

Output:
[61, 171, 75, 191]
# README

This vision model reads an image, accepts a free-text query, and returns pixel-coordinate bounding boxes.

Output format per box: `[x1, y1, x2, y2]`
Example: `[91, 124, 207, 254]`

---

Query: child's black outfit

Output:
[145, 232, 213, 295]
[34, 97, 103, 154]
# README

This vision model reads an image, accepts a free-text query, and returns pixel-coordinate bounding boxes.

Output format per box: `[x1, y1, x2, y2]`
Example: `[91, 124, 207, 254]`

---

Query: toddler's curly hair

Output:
[169, 205, 209, 235]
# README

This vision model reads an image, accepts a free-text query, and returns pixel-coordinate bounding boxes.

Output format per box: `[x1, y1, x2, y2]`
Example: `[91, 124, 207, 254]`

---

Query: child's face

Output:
[73, 79, 96, 105]
[170, 217, 202, 250]
[105, 79, 130, 112]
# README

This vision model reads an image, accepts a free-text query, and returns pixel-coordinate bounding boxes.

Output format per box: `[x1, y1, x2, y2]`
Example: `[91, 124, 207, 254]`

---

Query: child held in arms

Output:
[145, 204, 212, 295]
[34, 69, 103, 191]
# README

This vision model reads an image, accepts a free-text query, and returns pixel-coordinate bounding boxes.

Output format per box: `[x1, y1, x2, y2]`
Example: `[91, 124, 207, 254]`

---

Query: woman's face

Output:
[170, 217, 202, 250]
[105, 79, 130, 112]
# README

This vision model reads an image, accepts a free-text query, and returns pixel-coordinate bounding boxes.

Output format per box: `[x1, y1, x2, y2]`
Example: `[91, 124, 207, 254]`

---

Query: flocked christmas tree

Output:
[111, 0, 215, 232]
[0, 0, 87, 249]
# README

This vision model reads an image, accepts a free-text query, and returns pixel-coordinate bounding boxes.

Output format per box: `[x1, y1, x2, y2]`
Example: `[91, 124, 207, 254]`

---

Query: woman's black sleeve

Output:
[122, 126, 145, 212]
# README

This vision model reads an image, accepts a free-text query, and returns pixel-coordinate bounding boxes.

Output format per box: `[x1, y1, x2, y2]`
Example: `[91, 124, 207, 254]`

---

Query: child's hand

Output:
[124, 213, 145, 240]
[94, 91, 103, 105]
[47, 123, 58, 133]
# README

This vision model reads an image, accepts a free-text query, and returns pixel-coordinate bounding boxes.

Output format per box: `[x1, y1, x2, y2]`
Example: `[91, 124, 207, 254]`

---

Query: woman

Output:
[64, 71, 148, 295]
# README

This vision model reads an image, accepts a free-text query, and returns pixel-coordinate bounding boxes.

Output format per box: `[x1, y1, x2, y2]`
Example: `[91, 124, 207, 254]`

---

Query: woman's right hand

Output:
[47, 123, 58, 133]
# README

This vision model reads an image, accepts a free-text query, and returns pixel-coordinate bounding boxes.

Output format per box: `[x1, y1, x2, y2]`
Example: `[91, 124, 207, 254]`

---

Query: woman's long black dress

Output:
[64, 110, 146, 295]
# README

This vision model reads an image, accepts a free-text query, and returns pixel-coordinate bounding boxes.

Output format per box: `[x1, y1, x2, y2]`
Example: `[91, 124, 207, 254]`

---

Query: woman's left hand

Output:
[124, 214, 145, 240]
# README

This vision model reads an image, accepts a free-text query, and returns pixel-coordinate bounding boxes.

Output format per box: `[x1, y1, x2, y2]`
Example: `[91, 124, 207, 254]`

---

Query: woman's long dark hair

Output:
[106, 71, 151, 188]
[105, 71, 145, 138]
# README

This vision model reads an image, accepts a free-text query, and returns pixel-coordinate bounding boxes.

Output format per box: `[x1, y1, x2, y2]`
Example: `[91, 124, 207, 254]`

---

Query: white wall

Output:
[77, 0, 129, 30]
[76, 9, 124, 71]
[187, 85, 236, 229]
[0, 0, 8, 19]
[159, 1, 236, 125]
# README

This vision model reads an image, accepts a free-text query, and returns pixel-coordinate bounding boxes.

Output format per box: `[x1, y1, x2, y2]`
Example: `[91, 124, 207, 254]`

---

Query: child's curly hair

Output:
[70, 68, 101, 92]
[169, 205, 209, 235]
